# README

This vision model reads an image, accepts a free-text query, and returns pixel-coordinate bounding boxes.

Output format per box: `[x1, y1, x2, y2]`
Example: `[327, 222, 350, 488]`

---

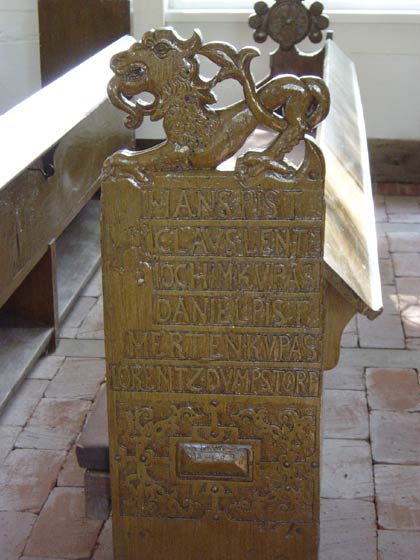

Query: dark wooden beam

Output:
[368, 139, 420, 184]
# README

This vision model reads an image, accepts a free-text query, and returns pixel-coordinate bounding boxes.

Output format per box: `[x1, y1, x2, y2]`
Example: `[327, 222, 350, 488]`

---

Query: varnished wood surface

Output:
[0, 322, 53, 413]
[317, 40, 382, 318]
[0, 82, 131, 309]
[232, 42, 382, 320]
[102, 164, 326, 559]
[368, 139, 420, 183]
[0, 200, 101, 413]
[39, 0, 130, 86]
[56, 200, 101, 320]
[0, 35, 135, 189]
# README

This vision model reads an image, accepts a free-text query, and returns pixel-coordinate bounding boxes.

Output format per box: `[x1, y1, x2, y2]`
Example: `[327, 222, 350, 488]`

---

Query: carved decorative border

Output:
[115, 397, 318, 523]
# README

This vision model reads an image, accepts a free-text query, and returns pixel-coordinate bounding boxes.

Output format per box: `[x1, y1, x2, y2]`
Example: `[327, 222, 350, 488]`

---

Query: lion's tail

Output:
[301, 76, 331, 131]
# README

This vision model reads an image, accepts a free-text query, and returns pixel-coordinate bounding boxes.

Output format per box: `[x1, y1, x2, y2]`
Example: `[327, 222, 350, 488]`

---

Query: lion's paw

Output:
[235, 151, 295, 185]
[102, 152, 149, 185]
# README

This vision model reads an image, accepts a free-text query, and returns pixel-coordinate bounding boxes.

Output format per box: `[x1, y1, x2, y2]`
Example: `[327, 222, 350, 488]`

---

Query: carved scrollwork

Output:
[249, 0, 329, 50]
[104, 27, 330, 187]
[115, 398, 318, 523]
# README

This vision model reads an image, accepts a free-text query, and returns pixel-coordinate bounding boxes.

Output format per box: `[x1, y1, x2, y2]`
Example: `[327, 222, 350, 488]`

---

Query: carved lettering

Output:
[137, 187, 323, 220]
[124, 330, 320, 362]
[109, 363, 320, 396]
[153, 294, 319, 327]
[154, 261, 320, 291]
[150, 226, 321, 258]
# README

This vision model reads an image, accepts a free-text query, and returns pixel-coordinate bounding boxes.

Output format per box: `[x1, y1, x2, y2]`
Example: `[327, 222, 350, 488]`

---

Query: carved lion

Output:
[104, 28, 330, 184]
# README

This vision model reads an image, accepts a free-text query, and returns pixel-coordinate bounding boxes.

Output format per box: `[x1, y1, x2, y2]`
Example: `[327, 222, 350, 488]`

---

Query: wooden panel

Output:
[102, 167, 326, 560]
[0, 200, 101, 412]
[76, 384, 109, 471]
[85, 470, 111, 520]
[0, 35, 135, 189]
[39, 0, 131, 86]
[56, 200, 101, 320]
[0, 99, 128, 309]
[0, 321, 53, 413]
[368, 139, 420, 184]
[316, 40, 382, 318]
[4, 242, 58, 344]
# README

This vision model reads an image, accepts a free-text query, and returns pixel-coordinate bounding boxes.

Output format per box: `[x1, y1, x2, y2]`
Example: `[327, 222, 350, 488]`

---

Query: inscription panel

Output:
[109, 363, 321, 397]
[102, 170, 325, 558]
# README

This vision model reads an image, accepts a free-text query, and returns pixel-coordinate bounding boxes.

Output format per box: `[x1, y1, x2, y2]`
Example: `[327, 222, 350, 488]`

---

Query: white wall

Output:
[155, 10, 420, 141]
[1, 0, 419, 142]
[130, 2, 420, 141]
[0, 0, 40, 114]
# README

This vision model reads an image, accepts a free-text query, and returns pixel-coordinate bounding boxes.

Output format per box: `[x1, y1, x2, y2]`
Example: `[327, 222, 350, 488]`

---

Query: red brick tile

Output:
[92, 517, 113, 560]
[385, 196, 420, 214]
[82, 269, 102, 298]
[0, 426, 21, 463]
[396, 277, 420, 337]
[323, 365, 365, 391]
[20, 557, 68, 560]
[366, 368, 420, 411]
[24, 487, 102, 559]
[357, 313, 405, 349]
[340, 332, 358, 348]
[57, 446, 85, 487]
[407, 338, 420, 349]
[320, 499, 376, 560]
[389, 214, 420, 224]
[77, 297, 104, 340]
[0, 380, 48, 427]
[60, 297, 97, 330]
[388, 232, 420, 253]
[0, 448, 65, 512]
[397, 278, 420, 311]
[60, 298, 94, 337]
[323, 390, 369, 440]
[0, 511, 37, 560]
[377, 183, 398, 196]
[381, 285, 399, 315]
[375, 465, 420, 530]
[378, 530, 420, 560]
[374, 195, 388, 222]
[44, 358, 105, 400]
[28, 355, 65, 380]
[379, 259, 395, 285]
[401, 307, 420, 338]
[321, 439, 374, 500]
[371, 410, 420, 464]
[377, 235, 389, 258]
[15, 398, 91, 451]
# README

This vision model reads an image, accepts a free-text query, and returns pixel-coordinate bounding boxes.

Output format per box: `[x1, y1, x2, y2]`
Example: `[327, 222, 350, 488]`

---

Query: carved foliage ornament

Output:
[105, 27, 330, 186]
[249, 0, 329, 50]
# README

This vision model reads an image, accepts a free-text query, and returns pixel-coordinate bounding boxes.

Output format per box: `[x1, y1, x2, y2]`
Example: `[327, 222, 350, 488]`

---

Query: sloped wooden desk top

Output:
[221, 41, 381, 320]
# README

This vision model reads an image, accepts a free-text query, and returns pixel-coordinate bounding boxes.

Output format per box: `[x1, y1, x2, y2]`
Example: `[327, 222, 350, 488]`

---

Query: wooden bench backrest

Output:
[249, 0, 382, 319]
[101, 27, 331, 560]
[0, 36, 135, 308]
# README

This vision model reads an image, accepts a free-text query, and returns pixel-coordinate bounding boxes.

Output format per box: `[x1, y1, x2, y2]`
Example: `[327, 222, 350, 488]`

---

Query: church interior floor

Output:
[1, 193, 420, 560]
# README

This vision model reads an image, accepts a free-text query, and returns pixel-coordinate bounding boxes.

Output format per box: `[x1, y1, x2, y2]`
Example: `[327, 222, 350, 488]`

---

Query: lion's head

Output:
[108, 28, 217, 129]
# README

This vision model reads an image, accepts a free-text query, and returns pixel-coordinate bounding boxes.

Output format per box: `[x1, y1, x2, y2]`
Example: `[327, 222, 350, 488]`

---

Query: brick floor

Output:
[1, 194, 420, 559]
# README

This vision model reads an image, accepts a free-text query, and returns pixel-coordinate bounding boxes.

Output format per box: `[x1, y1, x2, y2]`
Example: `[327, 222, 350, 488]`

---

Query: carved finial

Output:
[104, 28, 329, 187]
[249, 0, 329, 51]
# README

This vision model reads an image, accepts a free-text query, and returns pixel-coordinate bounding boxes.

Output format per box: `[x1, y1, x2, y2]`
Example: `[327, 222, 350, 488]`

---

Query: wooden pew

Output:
[77, 6, 382, 558]
[94, 17, 382, 560]
[247, 0, 382, 369]
[0, 36, 135, 411]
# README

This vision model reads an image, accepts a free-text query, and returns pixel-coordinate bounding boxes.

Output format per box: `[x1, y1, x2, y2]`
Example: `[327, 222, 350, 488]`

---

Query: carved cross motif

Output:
[249, 0, 329, 51]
